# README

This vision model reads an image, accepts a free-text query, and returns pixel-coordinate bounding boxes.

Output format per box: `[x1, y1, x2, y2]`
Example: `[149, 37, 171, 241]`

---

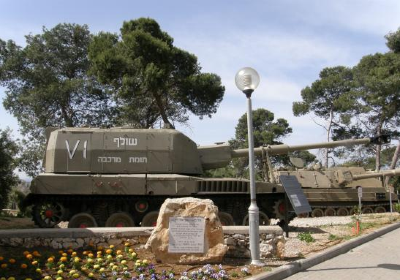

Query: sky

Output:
[0, 0, 399, 170]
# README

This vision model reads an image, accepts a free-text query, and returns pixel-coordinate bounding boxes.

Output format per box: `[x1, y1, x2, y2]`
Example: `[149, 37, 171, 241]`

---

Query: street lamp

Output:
[235, 67, 263, 266]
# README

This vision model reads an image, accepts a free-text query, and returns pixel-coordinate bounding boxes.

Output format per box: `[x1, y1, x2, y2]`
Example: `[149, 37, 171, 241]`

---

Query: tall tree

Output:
[89, 18, 225, 128]
[0, 23, 117, 176]
[228, 108, 314, 180]
[351, 51, 400, 171]
[292, 66, 355, 167]
[0, 128, 19, 210]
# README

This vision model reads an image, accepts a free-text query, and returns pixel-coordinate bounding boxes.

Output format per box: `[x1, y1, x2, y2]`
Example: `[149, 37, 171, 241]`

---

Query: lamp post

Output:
[235, 67, 263, 266]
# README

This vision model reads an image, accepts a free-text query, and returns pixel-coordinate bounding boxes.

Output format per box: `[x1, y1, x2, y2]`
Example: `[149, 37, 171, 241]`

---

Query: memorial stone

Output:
[145, 197, 228, 264]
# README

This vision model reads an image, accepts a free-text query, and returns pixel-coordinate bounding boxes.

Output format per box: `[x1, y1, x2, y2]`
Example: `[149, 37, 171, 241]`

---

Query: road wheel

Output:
[218, 212, 235, 226]
[362, 207, 374, 214]
[105, 212, 135, 227]
[68, 213, 97, 228]
[324, 208, 336, 216]
[141, 211, 159, 227]
[32, 202, 66, 228]
[374, 206, 386, 213]
[336, 207, 349, 216]
[311, 208, 324, 218]
[242, 211, 270, 225]
[297, 212, 310, 218]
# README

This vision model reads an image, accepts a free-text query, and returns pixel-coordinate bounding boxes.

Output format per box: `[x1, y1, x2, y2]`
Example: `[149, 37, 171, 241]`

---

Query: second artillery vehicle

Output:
[23, 127, 395, 228]
[272, 167, 400, 218]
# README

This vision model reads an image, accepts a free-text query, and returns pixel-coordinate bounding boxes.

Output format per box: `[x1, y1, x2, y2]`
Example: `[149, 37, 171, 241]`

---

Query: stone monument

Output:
[145, 197, 228, 264]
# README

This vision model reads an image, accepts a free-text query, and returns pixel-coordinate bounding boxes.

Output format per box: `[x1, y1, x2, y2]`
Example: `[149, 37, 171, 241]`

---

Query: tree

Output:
[228, 108, 314, 180]
[292, 66, 355, 167]
[0, 23, 117, 176]
[0, 128, 19, 210]
[350, 51, 400, 171]
[89, 18, 225, 128]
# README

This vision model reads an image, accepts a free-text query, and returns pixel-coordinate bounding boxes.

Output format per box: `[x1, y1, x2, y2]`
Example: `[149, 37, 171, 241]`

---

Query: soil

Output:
[0, 213, 399, 279]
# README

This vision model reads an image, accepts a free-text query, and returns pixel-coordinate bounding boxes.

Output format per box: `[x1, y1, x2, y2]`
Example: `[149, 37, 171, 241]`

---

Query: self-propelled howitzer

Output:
[24, 127, 391, 228]
[273, 166, 399, 218]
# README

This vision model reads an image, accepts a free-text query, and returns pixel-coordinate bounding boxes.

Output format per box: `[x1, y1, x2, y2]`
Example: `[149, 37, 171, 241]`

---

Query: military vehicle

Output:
[272, 167, 400, 219]
[23, 127, 392, 228]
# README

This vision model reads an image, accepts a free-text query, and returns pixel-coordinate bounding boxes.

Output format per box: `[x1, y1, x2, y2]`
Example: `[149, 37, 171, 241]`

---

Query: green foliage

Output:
[89, 17, 225, 128]
[0, 128, 19, 209]
[394, 203, 400, 213]
[0, 23, 118, 176]
[229, 108, 292, 178]
[297, 232, 315, 243]
[385, 28, 400, 53]
[293, 66, 355, 167]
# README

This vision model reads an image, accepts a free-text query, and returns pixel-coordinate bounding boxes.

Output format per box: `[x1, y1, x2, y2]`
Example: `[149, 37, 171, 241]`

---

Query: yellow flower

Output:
[96, 257, 103, 263]
[93, 264, 100, 270]
[47, 257, 54, 263]
[88, 253, 94, 258]
[1, 264, 8, 269]
[87, 258, 94, 263]
[112, 265, 118, 270]
[67, 249, 73, 254]
[124, 242, 130, 247]
[23, 251, 30, 256]
[32, 261, 38, 266]
[71, 252, 77, 257]
[116, 250, 122, 255]
[59, 264, 65, 269]
[62, 253, 68, 257]
[109, 245, 115, 249]
[35, 268, 42, 273]
[59, 257, 68, 262]
[116, 254, 123, 259]
[105, 249, 113, 254]
[88, 272, 94, 278]
[73, 273, 80, 278]
[143, 259, 148, 264]
[8, 258, 16, 264]
[25, 254, 33, 260]
[57, 269, 63, 275]
[69, 269, 76, 275]
[74, 257, 80, 263]
[43, 276, 51, 280]
[121, 260, 127, 265]
[56, 277, 63, 280]
[131, 252, 137, 258]
[58, 250, 64, 255]
[106, 255, 113, 260]
[7, 277, 15, 280]
[97, 246, 104, 251]
[82, 251, 88, 255]
[99, 267, 105, 272]
[25, 278, 33, 280]
[128, 248, 134, 253]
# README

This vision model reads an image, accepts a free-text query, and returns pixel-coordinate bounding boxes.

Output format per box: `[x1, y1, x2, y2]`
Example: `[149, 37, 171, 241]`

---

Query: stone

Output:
[145, 197, 228, 264]
[276, 240, 286, 259]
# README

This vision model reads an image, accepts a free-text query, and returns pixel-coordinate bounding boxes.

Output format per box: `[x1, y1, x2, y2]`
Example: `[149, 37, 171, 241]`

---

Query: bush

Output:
[297, 232, 315, 243]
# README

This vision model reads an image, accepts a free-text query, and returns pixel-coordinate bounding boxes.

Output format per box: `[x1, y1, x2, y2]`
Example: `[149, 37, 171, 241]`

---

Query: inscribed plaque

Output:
[168, 217, 205, 253]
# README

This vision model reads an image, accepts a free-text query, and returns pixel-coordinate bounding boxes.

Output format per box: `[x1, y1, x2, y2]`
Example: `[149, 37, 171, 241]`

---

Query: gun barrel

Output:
[231, 137, 373, 158]
[352, 168, 400, 180]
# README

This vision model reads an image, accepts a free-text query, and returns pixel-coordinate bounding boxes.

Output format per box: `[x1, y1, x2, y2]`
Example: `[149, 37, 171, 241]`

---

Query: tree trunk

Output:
[385, 140, 400, 186]
[153, 92, 174, 129]
[324, 108, 334, 168]
[375, 120, 383, 171]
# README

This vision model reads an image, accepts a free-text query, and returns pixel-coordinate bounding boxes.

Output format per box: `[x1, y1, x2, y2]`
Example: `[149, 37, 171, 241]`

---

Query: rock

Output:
[145, 197, 228, 264]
